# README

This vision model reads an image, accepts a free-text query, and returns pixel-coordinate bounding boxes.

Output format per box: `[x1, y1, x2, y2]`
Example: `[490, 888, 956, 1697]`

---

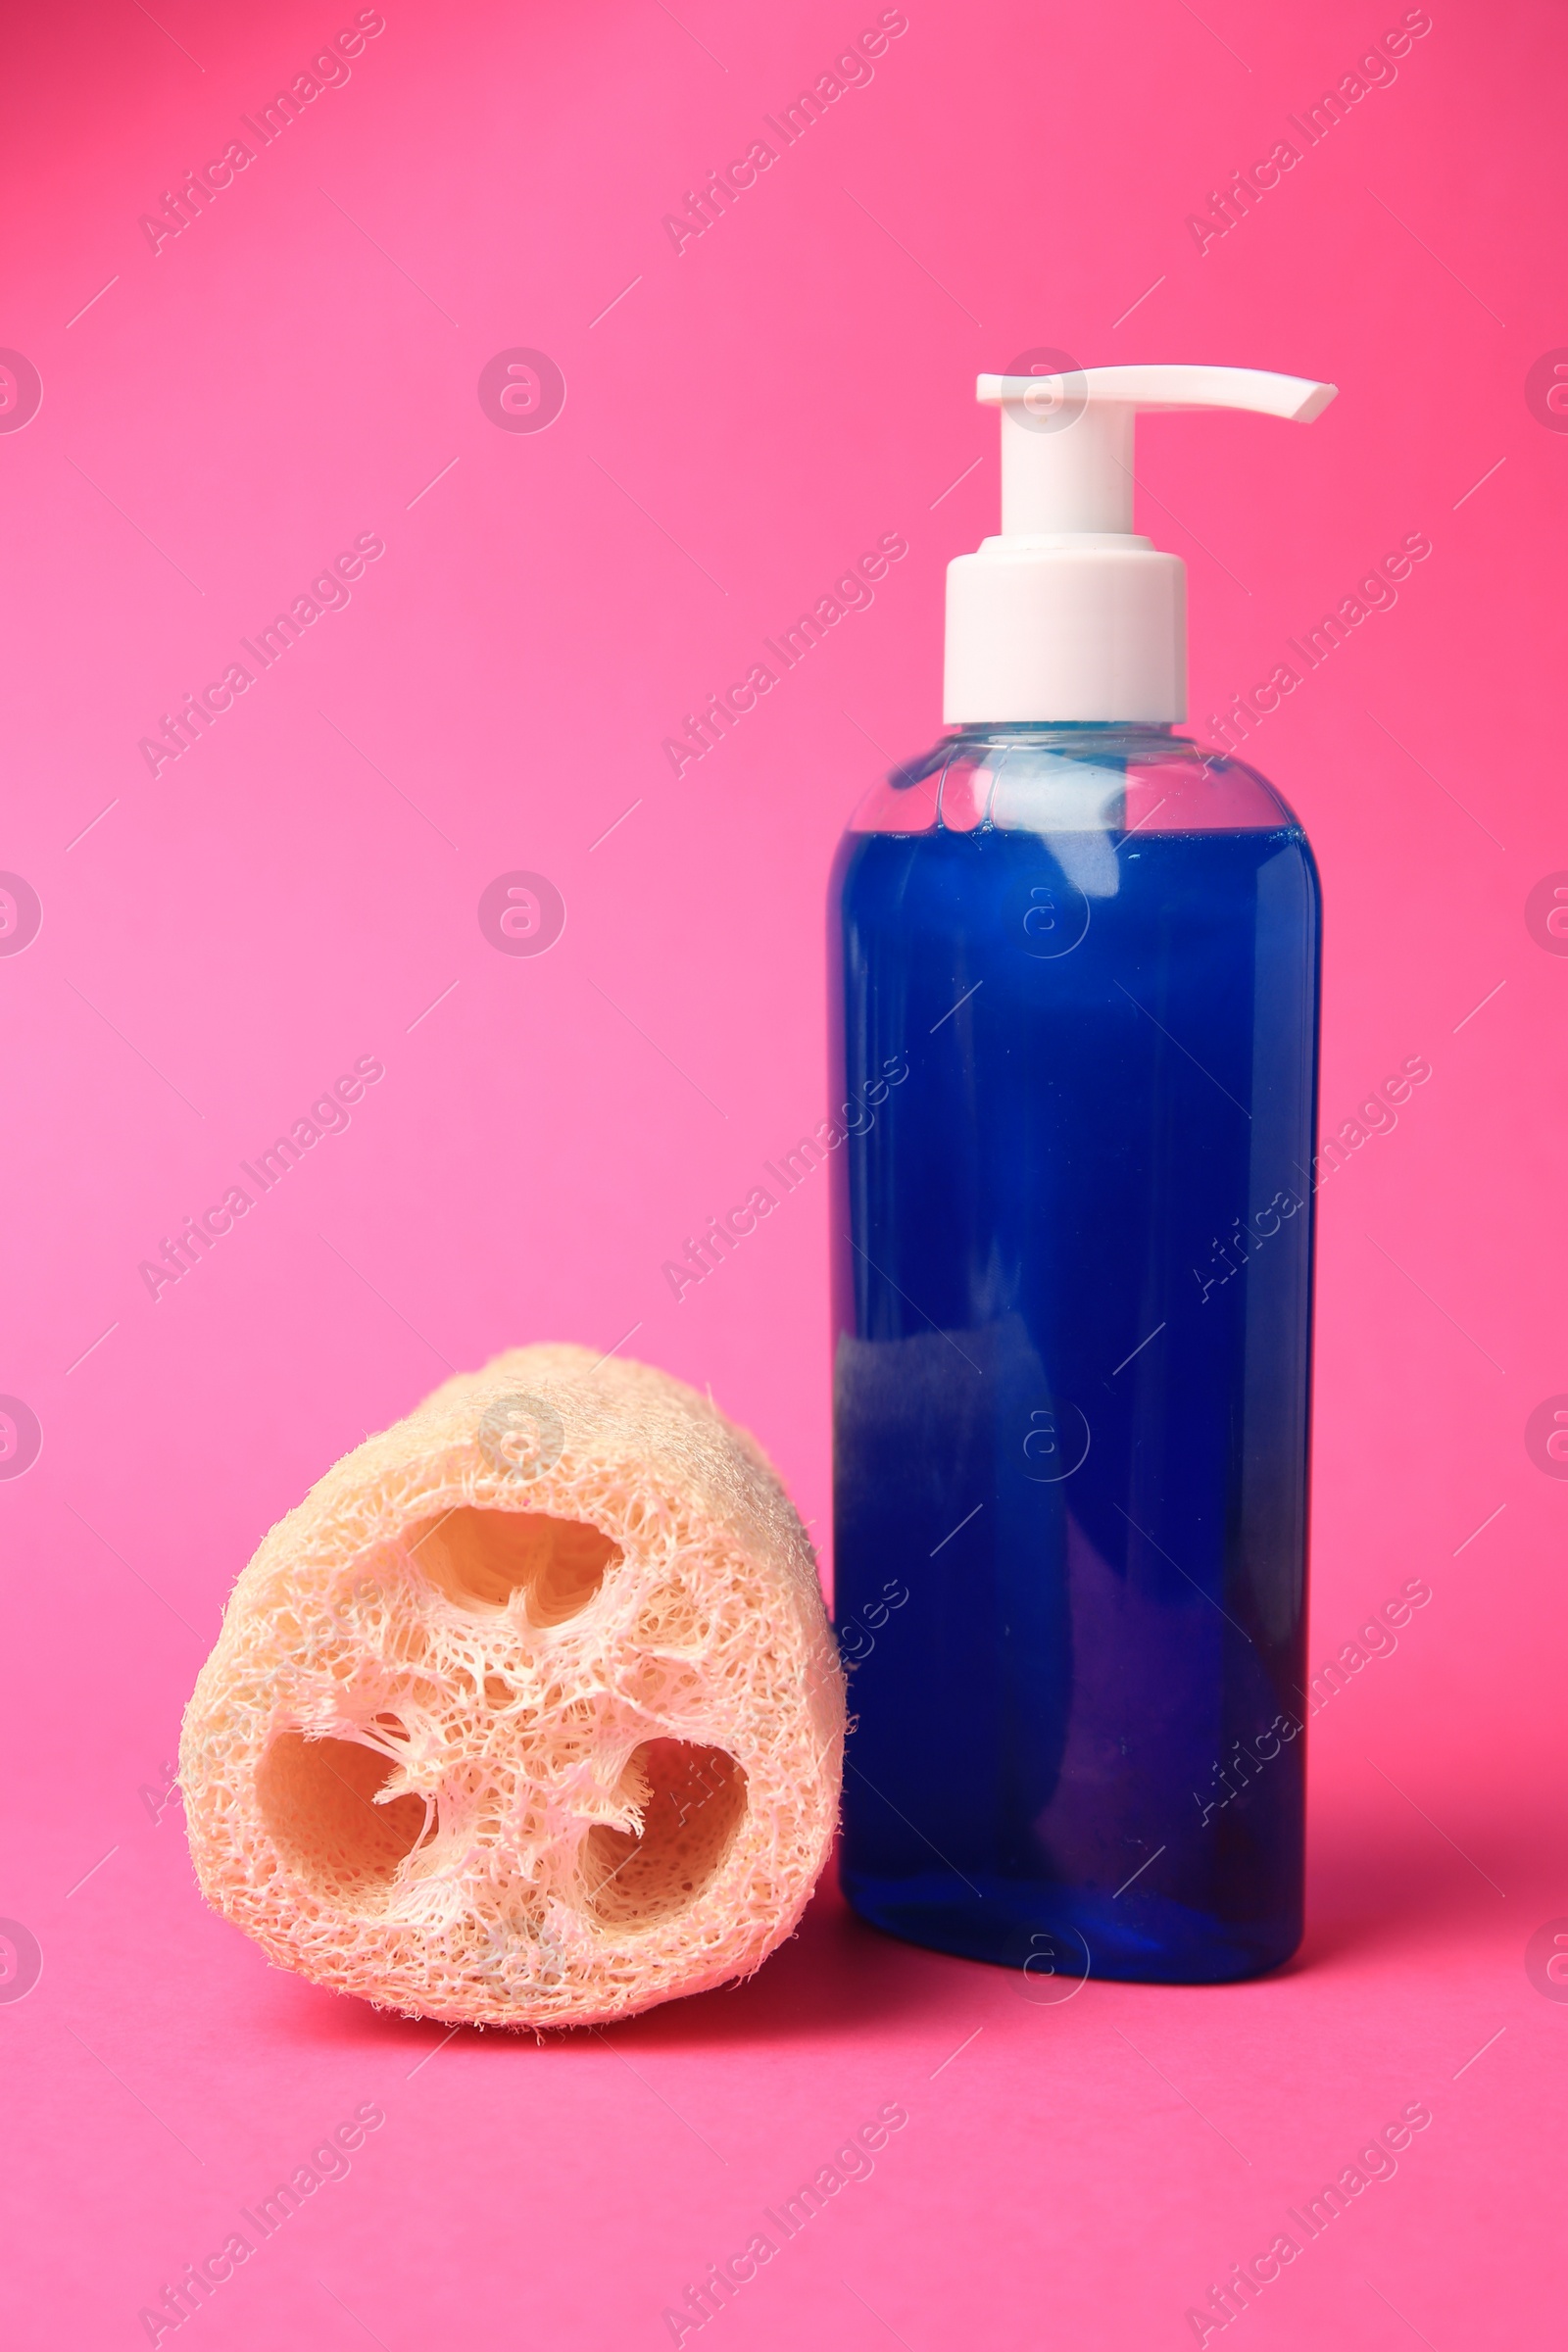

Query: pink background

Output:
[2, 1, 1564, 2344]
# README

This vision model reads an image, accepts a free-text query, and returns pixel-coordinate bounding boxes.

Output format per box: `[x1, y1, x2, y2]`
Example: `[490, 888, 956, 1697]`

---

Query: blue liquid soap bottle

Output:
[830, 365, 1335, 1984]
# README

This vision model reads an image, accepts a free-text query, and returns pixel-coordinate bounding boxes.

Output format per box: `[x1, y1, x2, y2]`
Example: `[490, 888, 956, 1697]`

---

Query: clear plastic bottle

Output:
[829, 720, 1319, 1984]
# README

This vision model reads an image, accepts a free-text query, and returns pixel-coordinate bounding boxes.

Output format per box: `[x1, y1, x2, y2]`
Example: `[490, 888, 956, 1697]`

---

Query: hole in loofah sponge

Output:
[583, 1740, 747, 1928]
[258, 1730, 429, 1902]
[413, 1507, 620, 1627]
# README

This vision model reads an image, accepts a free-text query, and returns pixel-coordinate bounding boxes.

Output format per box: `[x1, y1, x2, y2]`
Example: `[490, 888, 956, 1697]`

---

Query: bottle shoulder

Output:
[839, 724, 1307, 844]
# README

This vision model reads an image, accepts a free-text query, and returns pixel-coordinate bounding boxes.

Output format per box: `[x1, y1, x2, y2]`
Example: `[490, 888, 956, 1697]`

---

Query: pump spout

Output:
[974, 366, 1337, 541]
[943, 361, 1337, 723]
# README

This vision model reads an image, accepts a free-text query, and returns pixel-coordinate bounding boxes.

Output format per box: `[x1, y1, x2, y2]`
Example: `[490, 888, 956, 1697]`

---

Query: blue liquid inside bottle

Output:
[829, 725, 1320, 1984]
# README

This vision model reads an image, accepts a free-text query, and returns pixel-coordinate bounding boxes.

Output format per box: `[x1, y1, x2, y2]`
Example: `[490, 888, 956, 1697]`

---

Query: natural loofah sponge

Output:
[180, 1347, 845, 2029]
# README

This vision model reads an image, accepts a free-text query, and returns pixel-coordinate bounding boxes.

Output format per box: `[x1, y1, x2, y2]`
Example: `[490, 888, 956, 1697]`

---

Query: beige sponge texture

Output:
[180, 1347, 845, 2028]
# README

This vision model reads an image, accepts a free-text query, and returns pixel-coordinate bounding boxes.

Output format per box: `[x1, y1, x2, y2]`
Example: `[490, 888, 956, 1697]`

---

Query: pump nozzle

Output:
[945, 363, 1337, 723]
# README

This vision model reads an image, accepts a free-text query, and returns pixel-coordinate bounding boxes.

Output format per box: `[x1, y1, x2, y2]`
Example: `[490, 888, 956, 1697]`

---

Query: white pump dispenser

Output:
[943, 365, 1337, 724]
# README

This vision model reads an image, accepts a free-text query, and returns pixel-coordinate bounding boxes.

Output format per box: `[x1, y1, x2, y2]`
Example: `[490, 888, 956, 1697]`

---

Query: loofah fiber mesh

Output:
[179, 1346, 845, 2029]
